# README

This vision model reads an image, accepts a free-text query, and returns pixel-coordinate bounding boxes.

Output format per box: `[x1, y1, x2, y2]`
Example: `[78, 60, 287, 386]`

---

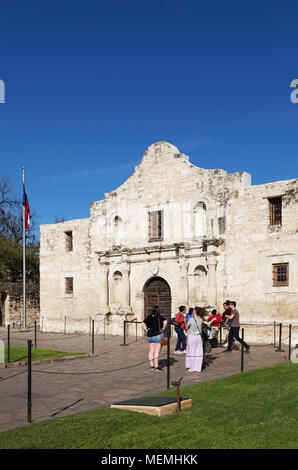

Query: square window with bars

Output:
[272, 263, 289, 287]
[269, 197, 282, 226]
[65, 231, 73, 251]
[148, 211, 163, 241]
[65, 277, 73, 294]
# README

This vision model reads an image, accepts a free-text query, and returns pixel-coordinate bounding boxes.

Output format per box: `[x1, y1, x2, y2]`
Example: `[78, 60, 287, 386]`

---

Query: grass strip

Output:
[4, 346, 85, 363]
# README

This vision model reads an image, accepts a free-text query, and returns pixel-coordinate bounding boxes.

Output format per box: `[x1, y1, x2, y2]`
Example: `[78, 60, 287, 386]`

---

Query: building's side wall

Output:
[224, 178, 298, 343]
[40, 218, 97, 333]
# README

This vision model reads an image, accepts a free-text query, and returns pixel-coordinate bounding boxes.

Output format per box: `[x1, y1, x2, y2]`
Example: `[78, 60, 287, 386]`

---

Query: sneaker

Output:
[180, 350, 186, 354]
[174, 350, 182, 355]
[149, 366, 155, 371]
[154, 367, 163, 372]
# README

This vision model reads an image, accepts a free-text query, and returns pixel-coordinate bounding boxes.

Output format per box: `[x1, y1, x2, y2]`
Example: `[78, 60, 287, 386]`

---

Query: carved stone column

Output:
[188, 272, 196, 306]
[99, 257, 109, 314]
[121, 265, 131, 311]
[179, 251, 189, 306]
[120, 251, 132, 313]
[207, 257, 218, 307]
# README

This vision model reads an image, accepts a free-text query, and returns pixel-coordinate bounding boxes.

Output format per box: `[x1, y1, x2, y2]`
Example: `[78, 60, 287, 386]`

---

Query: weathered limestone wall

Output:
[40, 218, 95, 333]
[0, 281, 39, 327]
[223, 178, 298, 343]
[39, 142, 297, 344]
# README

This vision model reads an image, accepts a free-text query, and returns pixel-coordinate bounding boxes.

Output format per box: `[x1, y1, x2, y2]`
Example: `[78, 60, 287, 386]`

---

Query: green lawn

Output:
[0, 362, 297, 449]
[4, 346, 85, 363]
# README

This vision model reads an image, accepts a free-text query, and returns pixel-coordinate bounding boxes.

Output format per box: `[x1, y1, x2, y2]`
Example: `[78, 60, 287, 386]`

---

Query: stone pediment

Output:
[105, 141, 208, 204]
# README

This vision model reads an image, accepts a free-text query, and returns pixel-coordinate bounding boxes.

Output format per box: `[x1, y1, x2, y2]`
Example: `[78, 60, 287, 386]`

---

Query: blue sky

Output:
[0, 0, 297, 239]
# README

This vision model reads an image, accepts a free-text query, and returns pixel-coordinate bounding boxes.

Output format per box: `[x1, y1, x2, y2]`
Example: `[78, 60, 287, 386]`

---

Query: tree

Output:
[0, 175, 39, 282]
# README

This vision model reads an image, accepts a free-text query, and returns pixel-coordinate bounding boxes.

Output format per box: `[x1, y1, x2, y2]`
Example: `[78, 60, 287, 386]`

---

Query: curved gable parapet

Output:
[92, 142, 251, 211]
[141, 141, 183, 164]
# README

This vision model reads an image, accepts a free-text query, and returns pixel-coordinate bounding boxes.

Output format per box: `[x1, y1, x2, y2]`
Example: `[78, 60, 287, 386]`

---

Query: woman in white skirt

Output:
[185, 307, 213, 372]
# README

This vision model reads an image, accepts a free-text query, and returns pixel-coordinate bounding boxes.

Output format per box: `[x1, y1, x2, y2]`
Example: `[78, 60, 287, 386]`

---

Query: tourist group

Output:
[142, 301, 250, 372]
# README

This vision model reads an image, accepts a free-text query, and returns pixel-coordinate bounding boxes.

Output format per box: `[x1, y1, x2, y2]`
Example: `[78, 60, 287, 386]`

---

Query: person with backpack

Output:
[174, 305, 187, 354]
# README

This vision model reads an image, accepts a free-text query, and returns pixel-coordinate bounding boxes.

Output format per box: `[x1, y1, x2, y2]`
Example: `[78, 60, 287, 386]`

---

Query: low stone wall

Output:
[0, 282, 40, 327]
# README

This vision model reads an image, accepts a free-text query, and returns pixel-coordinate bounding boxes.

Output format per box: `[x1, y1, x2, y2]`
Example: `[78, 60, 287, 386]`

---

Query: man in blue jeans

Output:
[174, 305, 187, 354]
[223, 301, 250, 353]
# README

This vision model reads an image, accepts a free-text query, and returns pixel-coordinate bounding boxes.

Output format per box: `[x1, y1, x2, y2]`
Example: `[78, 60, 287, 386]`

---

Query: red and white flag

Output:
[22, 184, 30, 230]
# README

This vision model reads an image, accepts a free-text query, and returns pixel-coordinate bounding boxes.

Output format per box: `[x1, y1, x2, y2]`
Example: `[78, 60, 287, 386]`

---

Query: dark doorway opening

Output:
[144, 277, 172, 332]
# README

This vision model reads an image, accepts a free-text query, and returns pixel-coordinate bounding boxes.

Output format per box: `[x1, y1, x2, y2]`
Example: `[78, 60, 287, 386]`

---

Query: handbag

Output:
[158, 317, 168, 347]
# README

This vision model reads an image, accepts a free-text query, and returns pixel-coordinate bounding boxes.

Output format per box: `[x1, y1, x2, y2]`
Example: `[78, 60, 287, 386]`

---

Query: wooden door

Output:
[143, 277, 171, 333]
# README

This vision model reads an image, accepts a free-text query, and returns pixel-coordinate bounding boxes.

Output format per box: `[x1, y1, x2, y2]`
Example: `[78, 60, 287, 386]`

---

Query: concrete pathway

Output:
[0, 328, 289, 432]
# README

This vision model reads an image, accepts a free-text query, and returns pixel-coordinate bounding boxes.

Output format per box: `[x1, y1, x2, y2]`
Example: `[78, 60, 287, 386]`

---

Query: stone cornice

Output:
[96, 239, 224, 262]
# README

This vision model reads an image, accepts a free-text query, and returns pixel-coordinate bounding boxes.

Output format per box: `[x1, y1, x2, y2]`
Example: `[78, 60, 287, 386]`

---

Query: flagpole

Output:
[23, 166, 26, 329]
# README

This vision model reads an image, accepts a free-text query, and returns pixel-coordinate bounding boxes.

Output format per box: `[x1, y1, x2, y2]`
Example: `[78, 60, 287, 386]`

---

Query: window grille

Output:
[149, 211, 163, 241]
[269, 197, 282, 226]
[272, 263, 289, 287]
[65, 277, 73, 294]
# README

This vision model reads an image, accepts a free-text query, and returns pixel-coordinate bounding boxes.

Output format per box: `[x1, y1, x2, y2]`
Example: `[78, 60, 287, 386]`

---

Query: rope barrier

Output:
[0, 369, 27, 383]
[32, 351, 169, 376]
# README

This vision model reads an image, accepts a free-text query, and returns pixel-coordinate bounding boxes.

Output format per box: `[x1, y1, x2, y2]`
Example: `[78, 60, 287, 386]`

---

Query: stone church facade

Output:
[40, 142, 298, 343]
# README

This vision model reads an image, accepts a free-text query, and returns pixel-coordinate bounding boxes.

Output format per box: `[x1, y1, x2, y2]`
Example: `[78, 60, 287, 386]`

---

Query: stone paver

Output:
[0, 328, 289, 432]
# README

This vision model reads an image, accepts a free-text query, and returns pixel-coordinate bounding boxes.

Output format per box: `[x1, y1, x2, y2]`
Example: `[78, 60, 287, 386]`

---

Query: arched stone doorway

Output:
[144, 277, 172, 324]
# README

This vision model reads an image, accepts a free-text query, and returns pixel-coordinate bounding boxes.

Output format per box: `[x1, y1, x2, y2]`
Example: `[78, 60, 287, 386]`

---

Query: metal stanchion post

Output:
[34, 321, 37, 349]
[167, 329, 171, 390]
[241, 328, 244, 372]
[275, 323, 284, 352]
[92, 320, 95, 355]
[120, 320, 128, 346]
[289, 324, 292, 361]
[27, 340, 32, 423]
[7, 324, 10, 364]
[219, 323, 222, 347]
[273, 320, 276, 348]
[171, 377, 183, 413]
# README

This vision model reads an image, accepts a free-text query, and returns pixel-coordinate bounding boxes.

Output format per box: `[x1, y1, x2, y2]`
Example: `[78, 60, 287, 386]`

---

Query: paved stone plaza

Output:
[0, 328, 289, 432]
